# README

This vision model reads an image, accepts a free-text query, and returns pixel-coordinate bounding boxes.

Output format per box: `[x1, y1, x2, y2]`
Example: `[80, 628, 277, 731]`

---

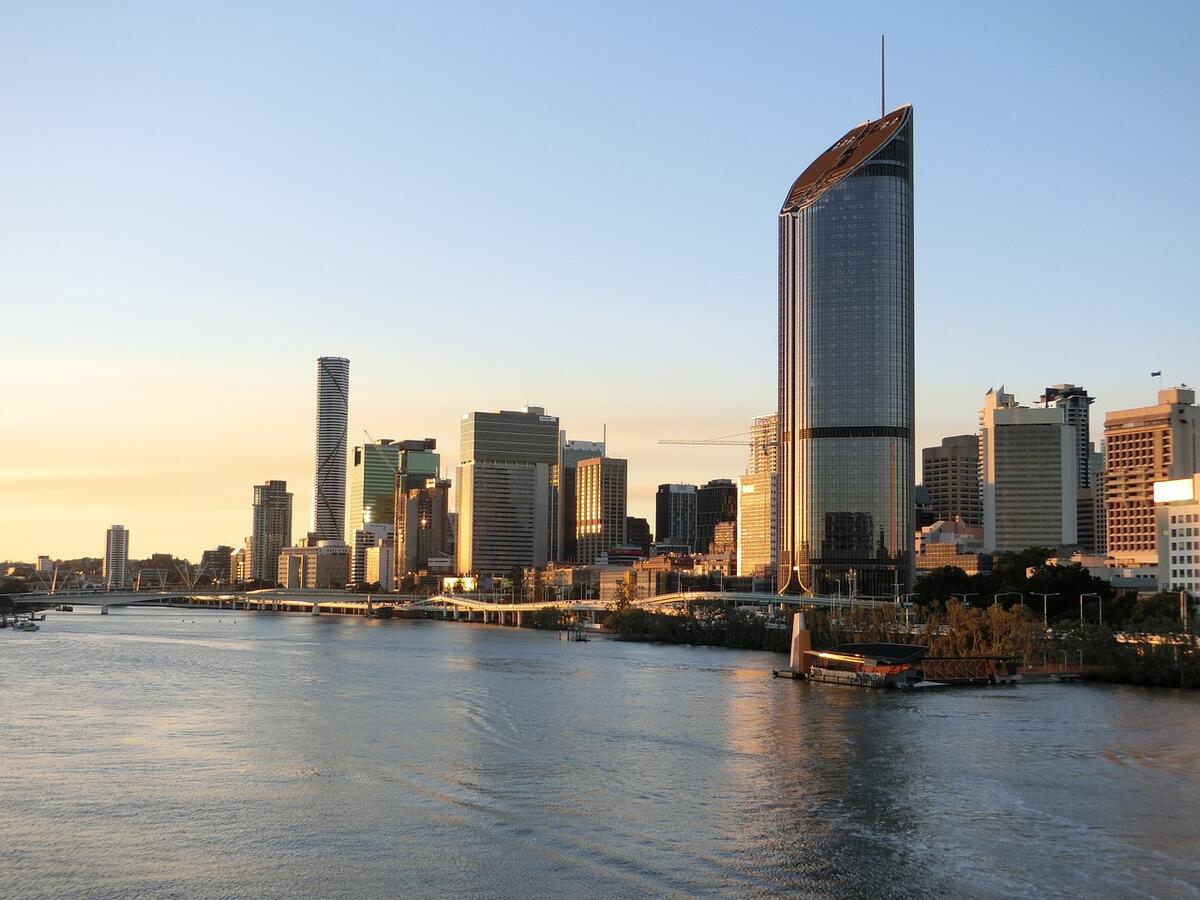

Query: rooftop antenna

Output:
[603, 423, 607, 456]
[880, 34, 886, 118]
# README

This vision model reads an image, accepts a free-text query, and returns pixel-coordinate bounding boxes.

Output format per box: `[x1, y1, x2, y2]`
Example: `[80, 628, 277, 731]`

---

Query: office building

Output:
[1155, 473, 1200, 595]
[278, 536, 350, 590]
[575, 456, 628, 566]
[1041, 384, 1101, 553]
[199, 545, 234, 585]
[36, 555, 51, 574]
[1105, 387, 1199, 565]
[457, 406, 558, 575]
[251, 480, 293, 584]
[365, 542, 394, 590]
[696, 479, 737, 555]
[398, 477, 452, 576]
[351, 522, 393, 586]
[921, 435, 981, 527]
[313, 356, 350, 542]
[979, 389, 1077, 553]
[737, 471, 777, 579]
[348, 439, 403, 534]
[778, 105, 915, 595]
[550, 437, 605, 562]
[655, 484, 697, 550]
[104, 525, 129, 589]
[625, 517, 652, 555]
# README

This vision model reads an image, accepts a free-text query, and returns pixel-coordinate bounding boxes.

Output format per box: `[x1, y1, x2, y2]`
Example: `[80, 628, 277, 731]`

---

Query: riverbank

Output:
[603, 600, 1200, 688]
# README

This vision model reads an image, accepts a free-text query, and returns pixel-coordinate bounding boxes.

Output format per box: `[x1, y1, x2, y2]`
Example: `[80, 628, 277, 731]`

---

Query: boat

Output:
[13, 620, 40, 632]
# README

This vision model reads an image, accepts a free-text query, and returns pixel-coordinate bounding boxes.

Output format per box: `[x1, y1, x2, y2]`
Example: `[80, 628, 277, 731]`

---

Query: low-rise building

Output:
[1155, 473, 1200, 595]
[278, 536, 350, 589]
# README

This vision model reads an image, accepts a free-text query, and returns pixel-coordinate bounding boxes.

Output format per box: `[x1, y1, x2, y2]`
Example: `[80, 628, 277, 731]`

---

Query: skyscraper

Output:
[251, 480, 293, 583]
[696, 479, 737, 555]
[1105, 386, 1199, 564]
[456, 406, 558, 575]
[313, 356, 350, 542]
[778, 105, 915, 596]
[655, 484, 697, 550]
[550, 437, 605, 563]
[921, 435, 982, 526]
[104, 525, 128, 589]
[979, 389, 1077, 553]
[348, 438, 403, 534]
[398, 477, 452, 576]
[575, 456, 628, 565]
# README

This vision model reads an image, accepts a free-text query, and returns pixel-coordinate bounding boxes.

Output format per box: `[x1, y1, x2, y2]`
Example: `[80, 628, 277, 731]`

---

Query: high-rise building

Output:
[778, 105, 915, 595]
[457, 407, 558, 575]
[737, 471, 777, 579]
[625, 517, 652, 555]
[655, 484, 697, 550]
[550, 437, 605, 562]
[979, 389, 1077, 553]
[398, 477, 452, 576]
[199, 545, 234, 585]
[696, 479, 737, 555]
[348, 439, 402, 534]
[1105, 386, 1199, 564]
[922, 435, 982, 527]
[104, 525, 129, 589]
[313, 356, 350, 542]
[251, 479, 293, 584]
[1041, 384, 1099, 554]
[748, 414, 778, 477]
[575, 456, 628, 565]
[737, 413, 779, 582]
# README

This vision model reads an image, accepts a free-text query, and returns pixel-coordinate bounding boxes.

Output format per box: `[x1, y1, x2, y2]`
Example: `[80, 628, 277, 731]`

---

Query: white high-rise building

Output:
[314, 356, 350, 542]
[104, 525, 129, 590]
[979, 388, 1077, 553]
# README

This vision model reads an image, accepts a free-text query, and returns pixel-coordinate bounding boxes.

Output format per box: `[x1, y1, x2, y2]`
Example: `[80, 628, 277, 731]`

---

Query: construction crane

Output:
[658, 431, 777, 448]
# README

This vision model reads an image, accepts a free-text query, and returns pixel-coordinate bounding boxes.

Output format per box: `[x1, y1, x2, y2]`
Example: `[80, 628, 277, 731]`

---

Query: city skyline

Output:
[2, 3, 1198, 560]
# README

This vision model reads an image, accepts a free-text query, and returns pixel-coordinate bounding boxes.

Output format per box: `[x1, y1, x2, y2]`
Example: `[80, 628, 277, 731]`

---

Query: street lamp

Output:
[994, 591, 1024, 610]
[1031, 592, 1059, 627]
[950, 592, 978, 607]
[1080, 592, 1103, 626]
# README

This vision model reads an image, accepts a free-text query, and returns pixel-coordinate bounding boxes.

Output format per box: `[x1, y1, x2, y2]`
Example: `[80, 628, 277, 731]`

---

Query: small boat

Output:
[59, 605, 74, 612]
[13, 620, 40, 632]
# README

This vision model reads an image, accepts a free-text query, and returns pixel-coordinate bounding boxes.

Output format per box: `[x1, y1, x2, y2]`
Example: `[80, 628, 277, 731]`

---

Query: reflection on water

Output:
[2, 608, 1199, 899]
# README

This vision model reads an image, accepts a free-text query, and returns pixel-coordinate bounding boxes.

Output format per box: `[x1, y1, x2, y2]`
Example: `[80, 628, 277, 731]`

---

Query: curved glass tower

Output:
[778, 105, 914, 597]
[314, 356, 350, 542]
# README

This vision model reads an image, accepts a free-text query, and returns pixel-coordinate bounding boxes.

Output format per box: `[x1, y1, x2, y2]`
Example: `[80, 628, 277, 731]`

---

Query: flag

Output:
[1151, 370, 1162, 377]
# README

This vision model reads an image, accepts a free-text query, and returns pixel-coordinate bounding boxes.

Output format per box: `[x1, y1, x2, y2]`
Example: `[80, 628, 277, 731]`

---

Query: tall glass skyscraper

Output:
[778, 105, 915, 597]
[313, 356, 350, 542]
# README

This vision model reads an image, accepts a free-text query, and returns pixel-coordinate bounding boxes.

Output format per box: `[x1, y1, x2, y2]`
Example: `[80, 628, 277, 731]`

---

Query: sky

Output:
[2, 1, 1198, 562]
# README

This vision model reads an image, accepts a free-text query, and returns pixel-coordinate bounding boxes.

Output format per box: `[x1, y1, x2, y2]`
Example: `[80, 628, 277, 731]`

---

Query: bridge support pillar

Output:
[516, 611, 523, 627]
[311, 602, 320, 616]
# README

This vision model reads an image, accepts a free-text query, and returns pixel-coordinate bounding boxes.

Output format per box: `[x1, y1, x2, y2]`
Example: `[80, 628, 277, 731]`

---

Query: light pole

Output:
[1080, 592, 1102, 626]
[951, 592, 978, 607]
[994, 591, 1024, 610]
[1031, 592, 1059, 627]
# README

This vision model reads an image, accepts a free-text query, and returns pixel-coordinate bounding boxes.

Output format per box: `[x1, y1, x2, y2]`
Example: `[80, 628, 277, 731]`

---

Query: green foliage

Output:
[1128, 591, 1185, 633]
[606, 601, 791, 652]
[524, 606, 568, 630]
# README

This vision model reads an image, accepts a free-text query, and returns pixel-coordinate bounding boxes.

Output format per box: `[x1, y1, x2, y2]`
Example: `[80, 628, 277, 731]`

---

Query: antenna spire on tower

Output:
[880, 34, 886, 117]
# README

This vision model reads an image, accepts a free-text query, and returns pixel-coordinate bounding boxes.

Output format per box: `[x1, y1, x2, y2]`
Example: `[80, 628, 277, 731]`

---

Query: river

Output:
[1, 607, 1198, 899]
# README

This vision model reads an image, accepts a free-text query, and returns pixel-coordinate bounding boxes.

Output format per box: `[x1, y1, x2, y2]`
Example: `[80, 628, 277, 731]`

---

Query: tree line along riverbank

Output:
[589, 599, 1200, 689]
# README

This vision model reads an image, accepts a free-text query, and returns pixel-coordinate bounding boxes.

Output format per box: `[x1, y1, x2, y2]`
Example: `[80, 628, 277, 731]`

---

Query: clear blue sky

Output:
[2, 1, 1198, 560]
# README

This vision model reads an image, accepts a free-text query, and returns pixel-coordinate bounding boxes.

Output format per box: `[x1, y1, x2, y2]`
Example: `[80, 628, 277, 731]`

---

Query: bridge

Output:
[8, 587, 896, 623]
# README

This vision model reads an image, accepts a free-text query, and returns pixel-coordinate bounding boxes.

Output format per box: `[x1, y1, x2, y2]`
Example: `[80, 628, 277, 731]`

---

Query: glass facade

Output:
[778, 107, 915, 597]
